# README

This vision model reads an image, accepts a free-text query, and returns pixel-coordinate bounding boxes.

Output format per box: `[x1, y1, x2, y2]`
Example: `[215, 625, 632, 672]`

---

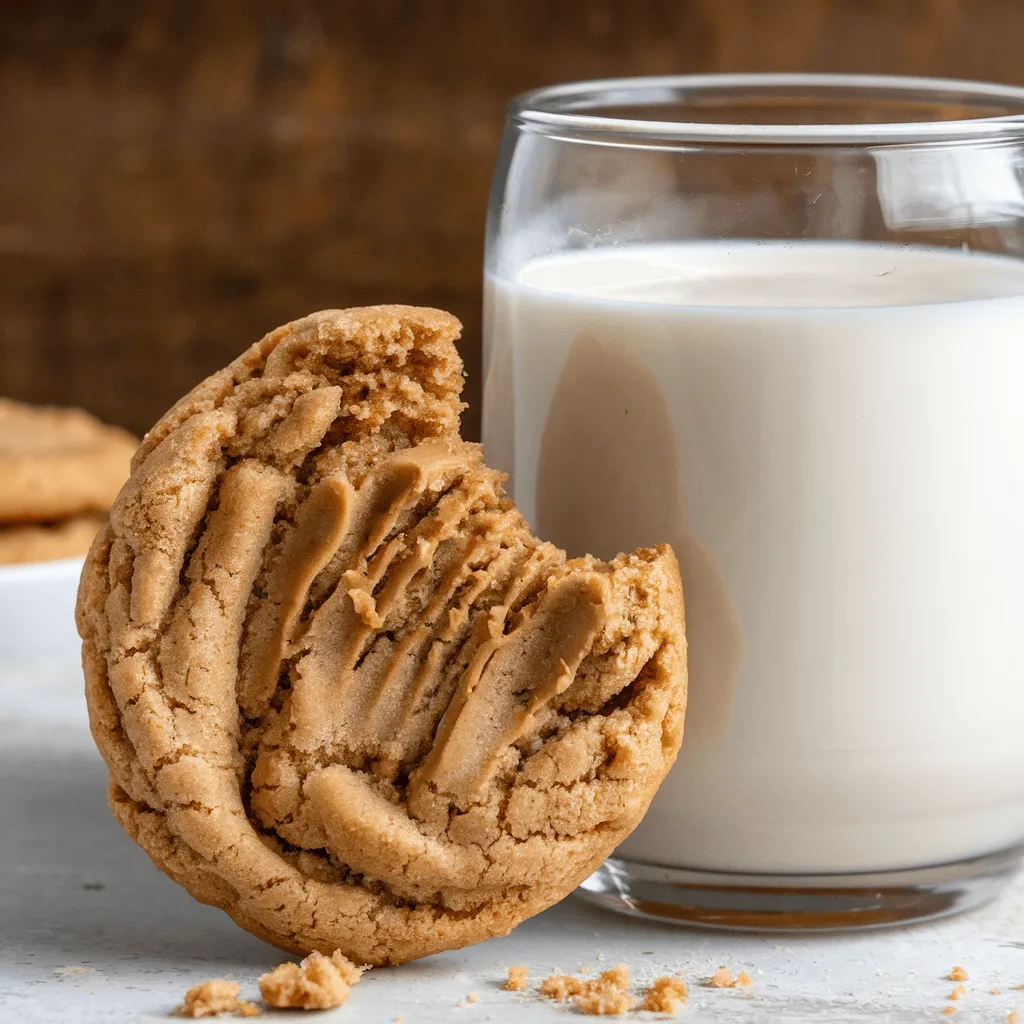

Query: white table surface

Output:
[4, 656, 1024, 1024]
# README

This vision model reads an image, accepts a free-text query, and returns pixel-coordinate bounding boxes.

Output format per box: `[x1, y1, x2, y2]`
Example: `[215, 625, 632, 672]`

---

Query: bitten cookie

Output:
[77, 306, 687, 965]
[0, 399, 137, 523]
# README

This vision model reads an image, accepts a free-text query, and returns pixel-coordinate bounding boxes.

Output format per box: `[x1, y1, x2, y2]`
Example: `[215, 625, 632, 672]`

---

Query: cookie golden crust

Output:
[77, 305, 687, 965]
[0, 399, 137, 523]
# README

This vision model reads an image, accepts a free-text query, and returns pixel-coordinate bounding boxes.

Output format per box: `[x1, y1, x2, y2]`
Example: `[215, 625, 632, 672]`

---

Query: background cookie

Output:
[77, 306, 687, 965]
[0, 399, 137, 523]
[0, 514, 106, 566]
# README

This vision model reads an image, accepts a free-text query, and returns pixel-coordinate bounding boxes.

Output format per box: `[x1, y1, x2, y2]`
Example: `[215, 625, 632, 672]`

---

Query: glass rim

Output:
[508, 73, 1024, 145]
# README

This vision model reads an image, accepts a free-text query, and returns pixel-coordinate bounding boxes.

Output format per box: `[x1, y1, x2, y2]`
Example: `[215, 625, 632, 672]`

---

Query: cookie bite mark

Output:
[134, 305, 465, 471]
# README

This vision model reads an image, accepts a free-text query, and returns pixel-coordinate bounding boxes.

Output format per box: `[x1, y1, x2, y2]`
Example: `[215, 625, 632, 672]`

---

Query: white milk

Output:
[483, 241, 1024, 874]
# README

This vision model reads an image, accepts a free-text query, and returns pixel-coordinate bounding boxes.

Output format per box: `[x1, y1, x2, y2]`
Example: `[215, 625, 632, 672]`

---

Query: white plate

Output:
[0, 556, 84, 661]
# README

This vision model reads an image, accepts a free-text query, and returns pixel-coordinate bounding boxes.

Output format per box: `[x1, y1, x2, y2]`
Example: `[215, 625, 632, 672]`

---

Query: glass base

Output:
[577, 846, 1024, 931]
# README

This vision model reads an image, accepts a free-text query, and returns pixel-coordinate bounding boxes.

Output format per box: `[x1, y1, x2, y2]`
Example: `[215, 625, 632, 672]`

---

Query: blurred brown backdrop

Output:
[1, 0, 1020, 440]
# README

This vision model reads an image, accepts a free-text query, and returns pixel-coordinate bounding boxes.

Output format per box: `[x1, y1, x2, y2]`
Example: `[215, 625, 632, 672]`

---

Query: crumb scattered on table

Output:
[173, 979, 260, 1018]
[599, 965, 630, 990]
[705, 966, 751, 989]
[941, 1007, 956, 1017]
[1008, 1011, 1018, 1024]
[540, 975, 585, 1002]
[259, 950, 362, 1011]
[949, 984, 966, 1000]
[948, 967, 969, 982]
[504, 966, 528, 992]
[540, 965, 634, 1016]
[993, 989, 1002, 995]
[639, 977, 687, 1013]
[574, 987, 635, 1016]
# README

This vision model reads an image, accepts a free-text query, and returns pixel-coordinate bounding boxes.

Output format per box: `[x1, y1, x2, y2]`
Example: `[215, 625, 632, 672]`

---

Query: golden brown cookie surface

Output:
[77, 306, 686, 965]
[0, 399, 137, 523]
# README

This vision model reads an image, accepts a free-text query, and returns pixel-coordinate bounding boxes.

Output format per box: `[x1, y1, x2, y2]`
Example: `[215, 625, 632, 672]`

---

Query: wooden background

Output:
[2, 0, 1022, 440]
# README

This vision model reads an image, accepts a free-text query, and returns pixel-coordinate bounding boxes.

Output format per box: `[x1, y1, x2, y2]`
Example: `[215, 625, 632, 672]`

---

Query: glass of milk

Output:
[483, 74, 1024, 929]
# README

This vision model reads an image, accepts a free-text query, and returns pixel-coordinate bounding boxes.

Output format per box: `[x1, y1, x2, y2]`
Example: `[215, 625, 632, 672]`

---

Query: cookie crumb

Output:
[948, 967, 969, 982]
[457, 992, 481, 1008]
[941, 1007, 956, 1016]
[540, 975, 585, 1002]
[639, 977, 687, 1013]
[504, 966, 528, 992]
[1008, 1011, 1018, 1024]
[173, 980, 260, 1018]
[705, 966, 752, 990]
[574, 988, 635, 1016]
[347, 587, 384, 628]
[948, 985, 966, 1000]
[540, 966, 634, 1016]
[395, 1016, 404, 1024]
[993, 989, 1002, 995]
[259, 950, 362, 1011]
[599, 965, 630, 990]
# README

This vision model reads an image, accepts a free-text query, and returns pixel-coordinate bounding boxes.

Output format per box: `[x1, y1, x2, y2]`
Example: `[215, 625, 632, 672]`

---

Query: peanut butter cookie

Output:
[77, 306, 686, 965]
[0, 399, 136, 523]
[0, 514, 106, 566]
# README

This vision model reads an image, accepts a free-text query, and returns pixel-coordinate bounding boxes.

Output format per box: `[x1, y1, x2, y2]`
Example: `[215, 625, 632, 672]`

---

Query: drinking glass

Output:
[483, 74, 1024, 929]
